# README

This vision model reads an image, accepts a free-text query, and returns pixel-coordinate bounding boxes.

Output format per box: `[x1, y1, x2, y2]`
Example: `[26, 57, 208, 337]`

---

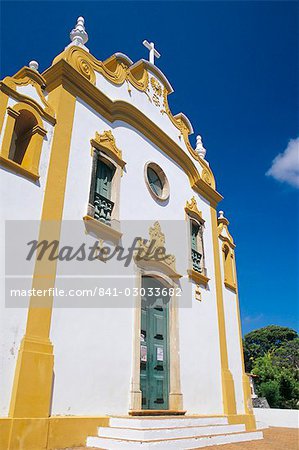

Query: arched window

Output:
[222, 243, 235, 289]
[0, 104, 46, 180]
[8, 110, 38, 165]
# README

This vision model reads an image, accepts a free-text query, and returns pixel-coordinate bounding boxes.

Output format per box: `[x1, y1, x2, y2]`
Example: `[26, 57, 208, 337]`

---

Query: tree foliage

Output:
[243, 325, 298, 372]
[244, 326, 299, 409]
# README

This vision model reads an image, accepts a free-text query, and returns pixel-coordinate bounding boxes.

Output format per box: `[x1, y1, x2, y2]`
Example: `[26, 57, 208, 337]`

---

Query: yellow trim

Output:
[52, 47, 149, 92]
[218, 215, 235, 249]
[91, 130, 126, 168]
[228, 413, 256, 432]
[8, 85, 76, 421]
[187, 268, 210, 286]
[0, 102, 47, 180]
[222, 243, 237, 291]
[210, 206, 237, 415]
[161, 87, 216, 189]
[232, 249, 256, 425]
[43, 56, 223, 206]
[1, 65, 55, 119]
[185, 196, 204, 223]
[217, 214, 256, 427]
[0, 91, 8, 136]
[1, 416, 109, 450]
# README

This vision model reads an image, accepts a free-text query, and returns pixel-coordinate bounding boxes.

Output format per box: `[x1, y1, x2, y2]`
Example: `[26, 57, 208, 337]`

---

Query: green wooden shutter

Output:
[191, 221, 199, 251]
[95, 160, 114, 200]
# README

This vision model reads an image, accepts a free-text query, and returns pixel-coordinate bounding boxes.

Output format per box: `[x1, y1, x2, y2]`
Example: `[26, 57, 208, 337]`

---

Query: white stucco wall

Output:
[0, 96, 54, 415]
[0, 59, 246, 420]
[49, 96, 224, 416]
[254, 408, 299, 428]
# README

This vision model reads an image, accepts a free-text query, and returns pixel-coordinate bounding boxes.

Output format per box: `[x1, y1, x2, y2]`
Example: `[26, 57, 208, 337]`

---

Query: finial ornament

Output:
[67, 16, 89, 51]
[219, 210, 224, 219]
[29, 61, 39, 71]
[196, 135, 206, 159]
[143, 40, 161, 65]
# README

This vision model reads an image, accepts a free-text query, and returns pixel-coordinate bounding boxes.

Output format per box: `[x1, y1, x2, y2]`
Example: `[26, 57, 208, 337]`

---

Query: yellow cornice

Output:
[51, 47, 149, 93]
[218, 218, 235, 249]
[90, 130, 126, 169]
[43, 56, 223, 206]
[224, 280, 237, 292]
[187, 268, 210, 287]
[0, 82, 56, 125]
[1, 66, 55, 120]
[161, 88, 216, 189]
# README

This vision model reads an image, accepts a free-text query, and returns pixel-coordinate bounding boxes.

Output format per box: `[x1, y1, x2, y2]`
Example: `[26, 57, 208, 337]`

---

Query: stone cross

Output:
[143, 40, 161, 65]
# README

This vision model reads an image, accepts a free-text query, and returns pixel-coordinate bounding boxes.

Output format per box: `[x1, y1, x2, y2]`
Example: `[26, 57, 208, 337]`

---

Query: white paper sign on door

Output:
[157, 347, 164, 361]
[141, 345, 147, 362]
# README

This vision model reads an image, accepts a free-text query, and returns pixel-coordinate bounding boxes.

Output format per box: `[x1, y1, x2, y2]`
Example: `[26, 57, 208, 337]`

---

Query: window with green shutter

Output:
[190, 219, 204, 273]
[93, 159, 115, 222]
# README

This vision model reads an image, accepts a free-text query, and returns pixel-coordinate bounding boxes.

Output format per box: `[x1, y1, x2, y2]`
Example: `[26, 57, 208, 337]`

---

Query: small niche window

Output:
[145, 162, 169, 201]
[8, 110, 38, 165]
[222, 244, 235, 289]
[0, 104, 46, 180]
[190, 219, 205, 273]
[93, 158, 116, 222]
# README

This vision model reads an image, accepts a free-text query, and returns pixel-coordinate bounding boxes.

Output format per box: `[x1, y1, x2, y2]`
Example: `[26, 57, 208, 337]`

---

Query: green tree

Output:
[243, 325, 298, 372]
[272, 338, 299, 370]
[258, 380, 281, 408]
[252, 353, 299, 409]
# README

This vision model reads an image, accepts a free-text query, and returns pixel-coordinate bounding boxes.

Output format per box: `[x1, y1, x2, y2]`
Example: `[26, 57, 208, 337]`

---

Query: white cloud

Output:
[243, 314, 264, 325]
[266, 138, 299, 188]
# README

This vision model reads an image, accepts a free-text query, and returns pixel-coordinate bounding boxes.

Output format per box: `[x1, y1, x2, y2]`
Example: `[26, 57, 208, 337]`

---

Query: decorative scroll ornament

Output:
[135, 221, 180, 278]
[1, 67, 55, 120]
[160, 87, 215, 189]
[76, 57, 96, 84]
[185, 196, 203, 222]
[49, 44, 218, 192]
[150, 77, 162, 106]
[90, 130, 126, 168]
[54, 47, 149, 94]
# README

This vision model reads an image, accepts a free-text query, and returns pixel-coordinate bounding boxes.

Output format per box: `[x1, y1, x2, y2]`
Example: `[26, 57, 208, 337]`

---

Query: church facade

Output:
[0, 17, 261, 450]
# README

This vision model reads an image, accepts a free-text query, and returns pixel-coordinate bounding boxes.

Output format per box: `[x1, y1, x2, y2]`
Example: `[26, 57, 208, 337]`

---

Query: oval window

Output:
[145, 162, 169, 201]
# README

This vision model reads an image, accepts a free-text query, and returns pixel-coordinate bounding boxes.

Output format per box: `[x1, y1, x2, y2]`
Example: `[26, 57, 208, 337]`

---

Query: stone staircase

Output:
[86, 415, 263, 449]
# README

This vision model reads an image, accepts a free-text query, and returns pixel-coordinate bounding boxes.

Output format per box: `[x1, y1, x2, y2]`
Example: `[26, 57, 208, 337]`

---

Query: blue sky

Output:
[1, 1, 298, 335]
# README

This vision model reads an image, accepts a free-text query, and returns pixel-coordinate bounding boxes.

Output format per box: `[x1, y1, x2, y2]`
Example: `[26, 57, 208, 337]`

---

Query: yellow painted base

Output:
[228, 413, 257, 431]
[0, 416, 109, 450]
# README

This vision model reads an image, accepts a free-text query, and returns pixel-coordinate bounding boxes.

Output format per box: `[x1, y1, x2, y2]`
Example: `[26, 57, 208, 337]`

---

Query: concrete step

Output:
[97, 423, 245, 440]
[86, 430, 263, 449]
[108, 416, 228, 429]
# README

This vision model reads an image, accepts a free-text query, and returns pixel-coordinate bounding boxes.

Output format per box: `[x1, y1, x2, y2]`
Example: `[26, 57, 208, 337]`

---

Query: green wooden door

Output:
[140, 277, 169, 410]
[95, 160, 114, 199]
